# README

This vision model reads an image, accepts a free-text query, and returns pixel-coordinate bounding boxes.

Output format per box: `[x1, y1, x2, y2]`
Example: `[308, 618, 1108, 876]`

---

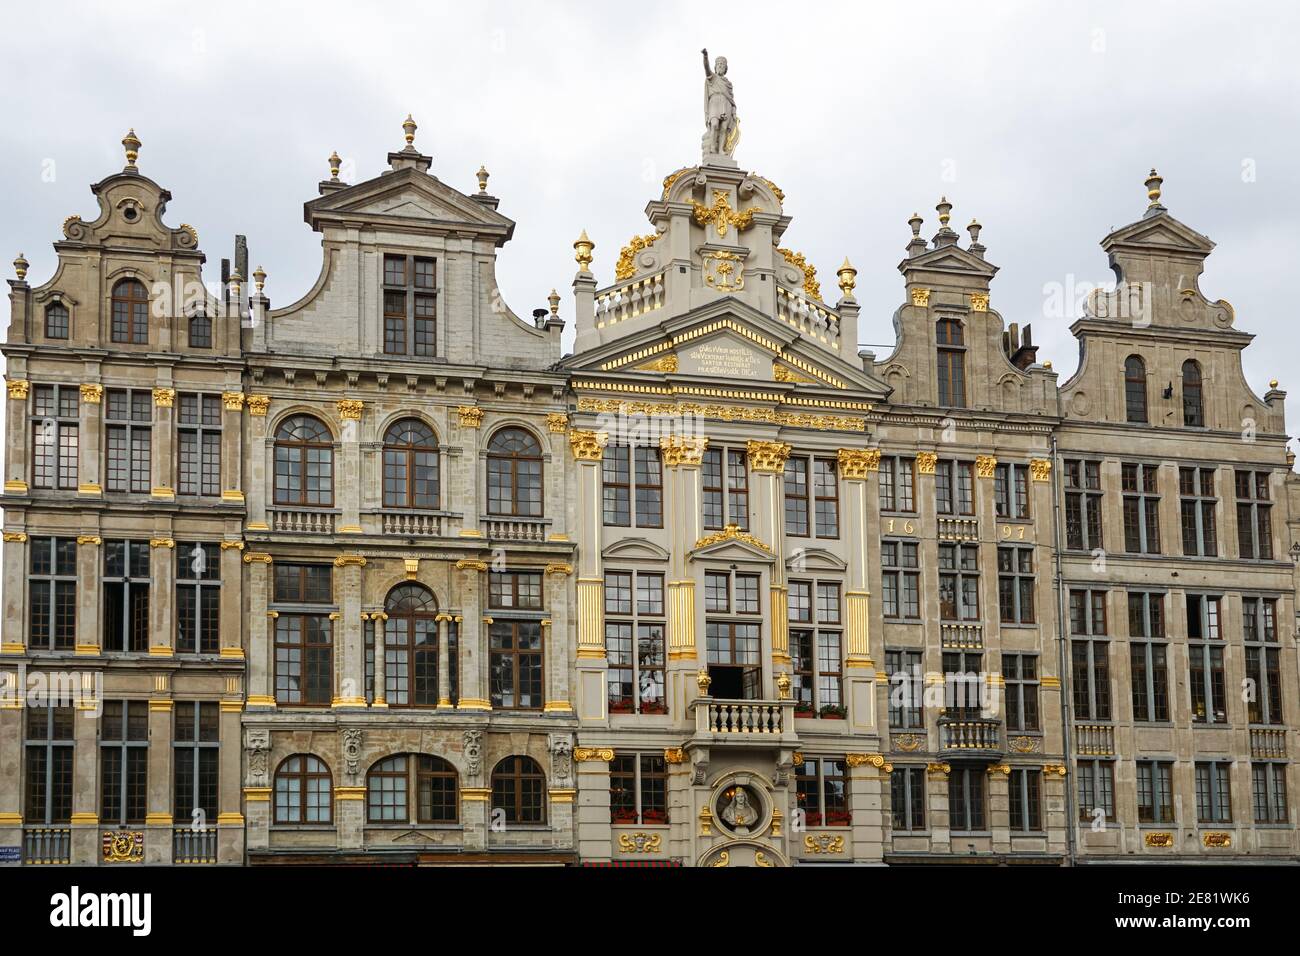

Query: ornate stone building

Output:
[1, 70, 1296, 868]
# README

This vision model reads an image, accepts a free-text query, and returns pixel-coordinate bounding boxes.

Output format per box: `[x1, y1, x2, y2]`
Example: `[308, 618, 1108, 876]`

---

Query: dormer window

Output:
[1182, 359, 1204, 427]
[1124, 355, 1148, 423]
[936, 318, 966, 408]
[44, 302, 69, 340]
[382, 254, 436, 356]
[188, 311, 212, 349]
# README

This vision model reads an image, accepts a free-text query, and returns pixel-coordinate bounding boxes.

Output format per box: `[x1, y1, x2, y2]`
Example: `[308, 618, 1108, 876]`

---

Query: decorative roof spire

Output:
[476, 165, 490, 192]
[1145, 168, 1164, 210]
[836, 258, 857, 298]
[402, 114, 417, 149]
[13, 253, 29, 281]
[328, 151, 341, 181]
[122, 128, 141, 170]
[574, 230, 594, 273]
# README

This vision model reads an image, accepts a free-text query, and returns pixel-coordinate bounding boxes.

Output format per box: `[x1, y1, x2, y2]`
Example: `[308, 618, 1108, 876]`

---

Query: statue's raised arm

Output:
[702, 48, 712, 77]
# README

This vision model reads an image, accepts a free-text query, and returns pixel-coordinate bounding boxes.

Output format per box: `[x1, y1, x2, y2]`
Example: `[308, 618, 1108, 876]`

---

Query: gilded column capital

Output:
[975, 454, 998, 478]
[546, 412, 569, 433]
[246, 395, 271, 417]
[569, 429, 608, 461]
[664, 747, 686, 764]
[915, 451, 938, 475]
[243, 552, 274, 564]
[337, 399, 364, 421]
[659, 435, 709, 467]
[457, 405, 484, 429]
[152, 387, 176, 408]
[455, 559, 488, 573]
[970, 292, 990, 312]
[76, 535, 102, 546]
[2, 531, 27, 543]
[544, 562, 574, 576]
[573, 747, 615, 763]
[1030, 458, 1052, 482]
[926, 762, 952, 776]
[222, 392, 246, 411]
[333, 554, 367, 568]
[910, 288, 931, 307]
[845, 753, 892, 773]
[148, 538, 175, 549]
[746, 439, 791, 473]
[6, 380, 29, 400]
[1041, 763, 1068, 777]
[79, 383, 103, 404]
[837, 448, 880, 479]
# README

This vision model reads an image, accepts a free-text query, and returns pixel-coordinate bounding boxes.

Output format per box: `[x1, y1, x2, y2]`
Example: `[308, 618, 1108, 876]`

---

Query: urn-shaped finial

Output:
[573, 230, 595, 272]
[253, 265, 266, 294]
[328, 151, 341, 181]
[936, 196, 952, 228]
[1145, 168, 1163, 208]
[402, 114, 417, 148]
[122, 128, 141, 169]
[837, 258, 857, 297]
[476, 165, 490, 192]
[13, 252, 28, 281]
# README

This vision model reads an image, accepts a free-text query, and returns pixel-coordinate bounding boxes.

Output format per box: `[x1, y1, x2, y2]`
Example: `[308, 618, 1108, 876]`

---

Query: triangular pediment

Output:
[898, 244, 999, 280]
[690, 527, 777, 564]
[562, 296, 889, 397]
[1102, 211, 1214, 255]
[305, 167, 515, 240]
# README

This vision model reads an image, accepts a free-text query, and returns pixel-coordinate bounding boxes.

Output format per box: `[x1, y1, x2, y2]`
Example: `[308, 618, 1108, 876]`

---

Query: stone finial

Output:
[968, 218, 982, 244]
[837, 257, 857, 297]
[908, 212, 923, 240]
[1270, 379, 1279, 389]
[253, 265, 266, 294]
[574, 230, 594, 273]
[13, 253, 28, 281]
[122, 128, 141, 169]
[476, 165, 490, 192]
[1043, 360, 1054, 370]
[402, 114, 417, 148]
[548, 288, 561, 316]
[229, 270, 243, 297]
[1146, 168, 1163, 208]
[328, 151, 341, 181]
[936, 196, 952, 228]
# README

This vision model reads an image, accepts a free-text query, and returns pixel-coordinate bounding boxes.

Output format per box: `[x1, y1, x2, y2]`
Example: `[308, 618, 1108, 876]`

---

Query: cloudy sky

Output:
[2, 0, 1297, 423]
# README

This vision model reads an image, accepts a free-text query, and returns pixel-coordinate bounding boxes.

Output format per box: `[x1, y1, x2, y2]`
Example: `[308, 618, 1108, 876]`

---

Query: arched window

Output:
[936, 319, 966, 408]
[1124, 356, 1148, 423]
[1182, 359, 1204, 427]
[384, 584, 439, 707]
[383, 419, 439, 509]
[366, 754, 458, 824]
[486, 428, 543, 517]
[274, 754, 333, 824]
[111, 279, 149, 344]
[274, 415, 334, 506]
[491, 755, 546, 825]
[189, 311, 212, 349]
[44, 302, 69, 340]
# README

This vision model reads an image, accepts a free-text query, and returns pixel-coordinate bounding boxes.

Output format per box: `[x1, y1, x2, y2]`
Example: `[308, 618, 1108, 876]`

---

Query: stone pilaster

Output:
[144, 697, 175, 864]
[76, 382, 101, 496]
[148, 538, 175, 657]
[988, 763, 1012, 853]
[335, 787, 365, 849]
[336, 400, 363, 534]
[455, 406, 482, 538]
[5, 379, 30, 492]
[543, 565, 574, 714]
[333, 555, 365, 708]
[220, 391, 245, 503]
[846, 753, 889, 864]
[574, 747, 613, 861]
[69, 697, 100, 864]
[455, 561, 488, 711]
[839, 448, 879, 732]
[435, 613, 452, 709]
[746, 440, 791, 670]
[0, 703, 23, 860]
[461, 787, 489, 850]
[571, 429, 607, 721]
[926, 762, 952, 854]
[661, 436, 708, 715]
[217, 701, 244, 863]
[245, 554, 274, 707]
[1, 533, 27, 653]
[219, 541, 244, 660]
[151, 387, 176, 499]
[245, 396, 271, 531]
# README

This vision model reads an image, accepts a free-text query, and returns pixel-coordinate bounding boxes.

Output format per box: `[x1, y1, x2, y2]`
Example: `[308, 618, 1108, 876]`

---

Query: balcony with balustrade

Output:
[937, 715, 1003, 759]
[689, 697, 799, 748]
[267, 506, 339, 535]
[480, 516, 552, 543]
[23, 826, 71, 864]
[173, 826, 218, 864]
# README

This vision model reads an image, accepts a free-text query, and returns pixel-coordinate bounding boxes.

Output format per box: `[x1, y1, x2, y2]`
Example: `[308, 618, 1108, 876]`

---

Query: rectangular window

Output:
[878, 456, 916, 513]
[704, 571, 762, 700]
[105, 389, 152, 494]
[948, 766, 986, 831]
[28, 536, 77, 650]
[1128, 592, 1169, 722]
[890, 766, 926, 832]
[885, 649, 924, 730]
[1187, 594, 1226, 724]
[1195, 761, 1232, 824]
[881, 540, 920, 620]
[176, 543, 220, 654]
[938, 542, 979, 621]
[103, 540, 150, 653]
[178, 393, 222, 497]
[997, 545, 1035, 624]
[1002, 653, 1040, 732]
[1008, 768, 1042, 832]
[936, 460, 975, 516]
[1137, 760, 1175, 824]
[30, 384, 79, 490]
[25, 706, 74, 825]
[488, 571, 543, 610]
[609, 753, 669, 825]
[1121, 462, 1161, 554]
[1243, 597, 1282, 725]
[275, 615, 334, 706]
[602, 445, 662, 528]
[173, 701, 219, 823]
[1178, 466, 1217, 557]
[943, 649, 983, 718]
[1063, 459, 1103, 551]
[796, 758, 850, 827]
[99, 700, 148, 825]
[1252, 763, 1288, 824]
[1069, 589, 1110, 721]
[994, 463, 1031, 520]
[382, 253, 437, 356]
[702, 448, 749, 531]
[273, 564, 333, 604]
[783, 456, 839, 538]
[936, 318, 966, 408]
[1235, 470, 1273, 560]
[789, 580, 843, 716]
[489, 620, 543, 710]
[604, 571, 666, 715]
[1077, 759, 1116, 823]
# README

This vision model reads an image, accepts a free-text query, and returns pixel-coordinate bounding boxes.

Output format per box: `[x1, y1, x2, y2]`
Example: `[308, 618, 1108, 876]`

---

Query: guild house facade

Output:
[2, 57, 1297, 867]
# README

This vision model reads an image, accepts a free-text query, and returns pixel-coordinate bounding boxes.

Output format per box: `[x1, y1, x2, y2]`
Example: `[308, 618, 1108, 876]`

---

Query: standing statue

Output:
[702, 48, 739, 160]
